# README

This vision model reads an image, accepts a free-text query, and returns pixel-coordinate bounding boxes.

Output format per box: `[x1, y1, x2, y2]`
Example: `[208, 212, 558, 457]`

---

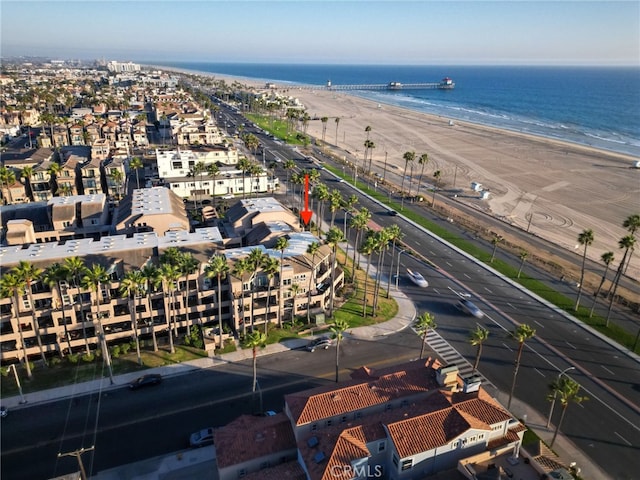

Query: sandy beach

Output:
[166, 67, 640, 281]
[278, 84, 640, 282]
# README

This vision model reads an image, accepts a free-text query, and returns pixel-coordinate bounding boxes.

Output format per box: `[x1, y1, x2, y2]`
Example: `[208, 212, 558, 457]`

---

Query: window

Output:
[311, 424, 317, 432]
[378, 441, 385, 452]
[386, 404, 392, 411]
[401, 459, 412, 471]
[172, 161, 182, 169]
[326, 419, 333, 427]
[62, 221, 72, 227]
[341, 415, 347, 423]
[392, 455, 399, 467]
[238, 469, 247, 477]
[355, 411, 362, 420]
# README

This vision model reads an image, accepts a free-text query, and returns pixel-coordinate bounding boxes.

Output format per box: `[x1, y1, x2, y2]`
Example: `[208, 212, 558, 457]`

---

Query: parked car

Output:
[388, 210, 398, 216]
[190, 427, 216, 447]
[0, 406, 7, 418]
[129, 373, 162, 390]
[407, 269, 428, 287]
[455, 299, 485, 318]
[253, 410, 277, 417]
[306, 337, 333, 352]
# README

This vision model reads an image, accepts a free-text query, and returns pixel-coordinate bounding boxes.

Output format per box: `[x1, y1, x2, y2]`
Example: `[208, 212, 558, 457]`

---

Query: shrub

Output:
[81, 353, 94, 363]
[67, 354, 80, 364]
[50, 357, 62, 366]
[120, 343, 131, 355]
[111, 345, 121, 358]
[0, 366, 9, 377]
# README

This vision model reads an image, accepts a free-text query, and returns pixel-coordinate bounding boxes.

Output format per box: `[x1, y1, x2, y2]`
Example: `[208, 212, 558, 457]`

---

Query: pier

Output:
[284, 77, 455, 91]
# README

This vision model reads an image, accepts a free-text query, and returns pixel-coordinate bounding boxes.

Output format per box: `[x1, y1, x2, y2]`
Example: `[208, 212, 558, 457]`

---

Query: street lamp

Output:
[8, 364, 27, 404]
[546, 366, 576, 428]
[395, 249, 406, 290]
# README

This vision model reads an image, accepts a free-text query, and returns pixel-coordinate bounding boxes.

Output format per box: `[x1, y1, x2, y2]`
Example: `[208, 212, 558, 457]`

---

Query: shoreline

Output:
[148, 64, 640, 281]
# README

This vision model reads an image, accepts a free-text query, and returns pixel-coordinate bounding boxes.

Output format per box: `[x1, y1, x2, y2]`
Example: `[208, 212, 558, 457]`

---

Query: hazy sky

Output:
[2, 1, 638, 65]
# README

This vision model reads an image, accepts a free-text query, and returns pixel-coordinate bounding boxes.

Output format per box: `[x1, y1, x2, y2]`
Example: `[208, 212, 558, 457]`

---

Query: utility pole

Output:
[58, 446, 95, 480]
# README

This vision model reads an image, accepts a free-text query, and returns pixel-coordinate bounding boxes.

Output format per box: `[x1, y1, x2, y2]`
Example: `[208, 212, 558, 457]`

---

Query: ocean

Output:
[149, 62, 640, 157]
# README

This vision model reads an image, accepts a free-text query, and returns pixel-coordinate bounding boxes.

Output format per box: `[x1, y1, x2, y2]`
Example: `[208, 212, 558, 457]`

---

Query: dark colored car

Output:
[129, 373, 162, 390]
[306, 337, 333, 352]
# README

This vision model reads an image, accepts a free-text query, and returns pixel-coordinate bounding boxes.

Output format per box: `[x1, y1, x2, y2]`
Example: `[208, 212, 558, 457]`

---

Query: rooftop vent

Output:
[313, 452, 326, 464]
[307, 436, 319, 448]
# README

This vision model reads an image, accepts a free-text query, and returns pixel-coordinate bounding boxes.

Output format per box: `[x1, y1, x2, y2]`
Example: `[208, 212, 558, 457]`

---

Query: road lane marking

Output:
[507, 303, 515, 309]
[565, 341, 577, 350]
[601, 365, 615, 376]
[615, 431, 632, 446]
[502, 342, 513, 352]
[484, 287, 493, 294]
[534, 320, 545, 328]
[534, 368, 546, 377]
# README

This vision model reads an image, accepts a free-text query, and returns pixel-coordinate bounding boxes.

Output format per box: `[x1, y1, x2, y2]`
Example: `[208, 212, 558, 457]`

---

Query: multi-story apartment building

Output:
[30, 161, 55, 202]
[214, 359, 526, 480]
[91, 138, 111, 162]
[102, 156, 126, 199]
[0, 175, 29, 205]
[79, 157, 102, 195]
[0, 198, 343, 363]
[58, 154, 83, 196]
[69, 124, 85, 146]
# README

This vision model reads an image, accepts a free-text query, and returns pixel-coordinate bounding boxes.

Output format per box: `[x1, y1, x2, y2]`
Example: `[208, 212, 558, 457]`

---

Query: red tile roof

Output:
[286, 359, 442, 426]
[214, 413, 297, 468]
[242, 460, 306, 480]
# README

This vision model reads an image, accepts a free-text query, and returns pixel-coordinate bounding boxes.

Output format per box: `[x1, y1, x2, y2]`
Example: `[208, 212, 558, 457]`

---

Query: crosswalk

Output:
[418, 328, 495, 389]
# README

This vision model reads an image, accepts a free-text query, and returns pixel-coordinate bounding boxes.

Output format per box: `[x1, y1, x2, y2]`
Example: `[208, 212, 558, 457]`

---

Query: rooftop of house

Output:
[214, 413, 297, 468]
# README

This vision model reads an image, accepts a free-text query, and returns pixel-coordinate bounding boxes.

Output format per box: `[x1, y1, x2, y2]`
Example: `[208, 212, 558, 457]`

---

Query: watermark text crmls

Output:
[330, 464, 383, 478]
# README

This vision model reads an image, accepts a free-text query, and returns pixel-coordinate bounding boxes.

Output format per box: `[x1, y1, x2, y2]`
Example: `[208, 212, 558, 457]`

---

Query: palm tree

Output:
[385, 224, 404, 297]
[207, 163, 220, 200]
[416, 153, 429, 199]
[306, 242, 321, 324]
[159, 263, 181, 354]
[605, 234, 636, 326]
[575, 229, 594, 310]
[507, 323, 536, 409]
[548, 376, 588, 447]
[622, 213, 640, 274]
[589, 251, 614, 318]
[334, 117, 340, 145]
[179, 252, 200, 330]
[470, 326, 490, 371]
[82, 264, 115, 384]
[330, 318, 349, 382]
[321, 116, 328, 142]
[431, 170, 442, 207]
[232, 257, 251, 335]
[238, 157, 252, 199]
[414, 312, 437, 360]
[245, 330, 267, 395]
[274, 237, 290, 328]
[129, 156, 143, 190]
[119, 270, 145, 366]
[108, 169, 124, 200]
[42, 263, 73, 356]
[141, 264, 160, 352]
[325, 227, 345, 318]
[490, 235, 502, 263]
[0, 167, 17, 204]
[14, 261, 47, 365]
[64, 256, 90, 355]
[350, 208, 371, 282]
[261, 256, 280, 334]
[290, 283, 301, 321]
[0, 273, 32, 378]
[247, 248, 265, 331]
[400, 151, 415, 207]
[517, 250, 528, 278]
[372, 229, 391, 315]
[283, 160, 296, 201]
[20, 166, 34, 201]
[204, 255, 230, 349]
[328, 189, 343, 229]
[359, 234, 377, 318]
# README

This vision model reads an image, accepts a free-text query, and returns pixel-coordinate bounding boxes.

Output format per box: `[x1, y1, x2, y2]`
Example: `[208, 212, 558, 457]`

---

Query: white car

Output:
[455, 299, 485, 318]
[407, 269, 428, 287]
[190, 427, 216, 448]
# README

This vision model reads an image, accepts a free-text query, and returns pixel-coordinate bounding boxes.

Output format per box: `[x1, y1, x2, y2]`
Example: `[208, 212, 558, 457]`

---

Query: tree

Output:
[82, 263, 115, 384]
[64, 256, 91, 355]
[261, 256, 280, 334]
[305, 242, 321, 324]
[575, 229, 594, 311]
[14, 261, 47, 365]
[414, 312, 437, 360]
[416, 153, 429, 200]
[325, 227, 345, 318]
[141, 264, 160, 352]
[274, 237, 290, 328]
[41, 263, 73, 356]
[232, 257, 251, 336]
[349, 208, 371, 283]
[589, 251, 614, 318]
[321, 116, 328, 142]
[247, 248, 265, 331]
[178, 252, 200, 330]
[334, 117, 340, 145]
[238, 157, 252, 199]
[469, 326, 490, 371]
[400, 151, 415, 206]
[207, 163, 220, 200]
[204, 255, 229, 349]
[330, 318, 349, 382]
[0, 273, 32, 378]
[159, 263, 181, 354]
[120, 270, 145, 365]
[517, 250, 528, 278]
[385, 224, 404, 298]
[245, 330, 267, 396]
[490, 235, 502, 263]
[359, 234, 377, 318]
[507, 324, 536, 409]
[20, 166, 34, 201]
[431, 170, 442, 207]
[108, 169, 124, 200]
[548, 376, 588, 447]
[47, 162, 62, 195]
[129, 157, 143, 190]
[605, 234, 636, 326]
[328, 189, 343, 229]
[622, 213, 640, 274]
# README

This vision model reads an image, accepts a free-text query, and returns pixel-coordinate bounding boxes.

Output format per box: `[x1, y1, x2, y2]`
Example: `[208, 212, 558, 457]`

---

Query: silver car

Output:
[306, 337, 333, 352]
[455, 299, 485, 318]
[189, 427, 216, 448]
